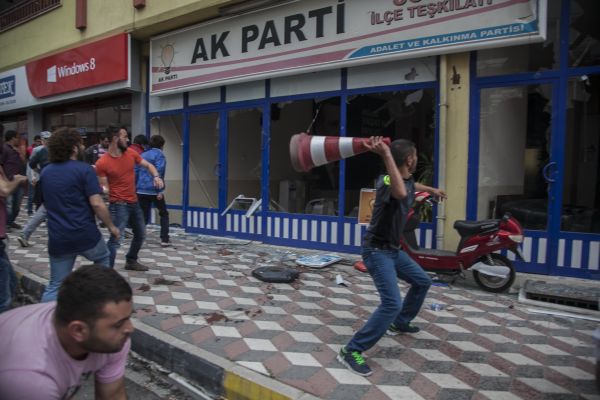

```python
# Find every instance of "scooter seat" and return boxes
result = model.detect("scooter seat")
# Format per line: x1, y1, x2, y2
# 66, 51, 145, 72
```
453, 219, 500, 237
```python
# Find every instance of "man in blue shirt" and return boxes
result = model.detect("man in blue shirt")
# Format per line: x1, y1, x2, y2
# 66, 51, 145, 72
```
17, 130, 52, 248
39, 128, 119, 302
136, 135, 170, 247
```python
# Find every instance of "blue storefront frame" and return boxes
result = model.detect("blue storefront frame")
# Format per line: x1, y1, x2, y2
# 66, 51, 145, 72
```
467, 0, 600, 280
148, 66, 440, 254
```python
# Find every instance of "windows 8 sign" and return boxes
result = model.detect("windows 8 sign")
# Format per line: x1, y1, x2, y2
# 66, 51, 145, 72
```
25, 34, 128, 98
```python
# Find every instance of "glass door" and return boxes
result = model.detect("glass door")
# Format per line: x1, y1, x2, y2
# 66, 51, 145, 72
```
221, 106, 264, 238
476, 83, 558, 274
185, 112, 220, 233
188, 112, 220, 210
562, 76, 600, 234
557, 75, 600, 276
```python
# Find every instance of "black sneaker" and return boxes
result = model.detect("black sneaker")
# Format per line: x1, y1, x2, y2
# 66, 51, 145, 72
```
387, 323, 420, 335
337, 346, 372, 377
124, 261, 149, 271
9, 222, 21, 229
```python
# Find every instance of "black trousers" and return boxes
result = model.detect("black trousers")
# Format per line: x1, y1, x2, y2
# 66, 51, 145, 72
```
137, 194, 170, 243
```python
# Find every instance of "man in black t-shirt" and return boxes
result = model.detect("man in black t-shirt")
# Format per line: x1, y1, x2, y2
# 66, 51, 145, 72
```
85, 133, 110, 166
338, 137, 446, 377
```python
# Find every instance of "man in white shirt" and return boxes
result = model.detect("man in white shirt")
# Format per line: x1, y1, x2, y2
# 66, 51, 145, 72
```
0, 264, 133, 399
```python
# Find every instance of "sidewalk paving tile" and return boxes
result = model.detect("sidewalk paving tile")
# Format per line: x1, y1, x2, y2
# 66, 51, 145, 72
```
8, 216, 600, 400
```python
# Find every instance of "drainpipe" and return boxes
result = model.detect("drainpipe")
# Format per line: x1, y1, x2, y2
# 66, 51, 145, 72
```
436, 55, 448, 249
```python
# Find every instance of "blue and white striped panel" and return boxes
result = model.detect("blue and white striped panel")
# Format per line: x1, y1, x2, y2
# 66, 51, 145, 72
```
225, 214, 262, 234
187, 210, 219, 231
504, 235, 544, 263
557, 238, 600, 270
590, 241, 600, 271
499, 235, 599, 271
342, 223, 434, 249
343, 222, 365, 247
267, 216, 338, 245
413, 228, 434, 248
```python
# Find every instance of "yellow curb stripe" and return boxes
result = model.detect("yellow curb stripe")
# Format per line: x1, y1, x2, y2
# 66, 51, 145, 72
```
224, 371, 291, 400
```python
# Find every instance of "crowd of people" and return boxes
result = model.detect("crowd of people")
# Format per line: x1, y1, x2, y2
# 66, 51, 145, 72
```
0, 124, 450, 397
0, 124, 172, 397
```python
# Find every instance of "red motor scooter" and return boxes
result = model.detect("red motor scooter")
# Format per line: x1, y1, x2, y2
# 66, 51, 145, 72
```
356, 192, 525, 293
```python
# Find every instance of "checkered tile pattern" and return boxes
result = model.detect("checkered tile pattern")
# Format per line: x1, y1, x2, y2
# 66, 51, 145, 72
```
7, 215, 599, 400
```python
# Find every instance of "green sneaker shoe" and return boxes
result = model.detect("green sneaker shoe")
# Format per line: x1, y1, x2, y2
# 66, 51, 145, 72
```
337, 346, 373, 377
387, 322, 420, 335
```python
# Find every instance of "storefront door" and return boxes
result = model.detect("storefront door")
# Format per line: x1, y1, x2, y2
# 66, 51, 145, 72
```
186, 111, 221, 233
556, 74, 600, 278
474, 81, 560, 275
474, 77, 600, 279
220, 104, 264, 239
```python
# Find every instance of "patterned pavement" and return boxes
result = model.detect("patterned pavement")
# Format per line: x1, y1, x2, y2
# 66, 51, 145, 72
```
7, 215, 600, 400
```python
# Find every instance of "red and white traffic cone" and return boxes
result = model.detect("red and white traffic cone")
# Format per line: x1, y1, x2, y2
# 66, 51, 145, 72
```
289, 132, 391, 172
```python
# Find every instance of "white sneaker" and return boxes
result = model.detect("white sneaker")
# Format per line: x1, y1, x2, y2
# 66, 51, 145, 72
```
17, 235, 30, 248
160, 241, 171, 247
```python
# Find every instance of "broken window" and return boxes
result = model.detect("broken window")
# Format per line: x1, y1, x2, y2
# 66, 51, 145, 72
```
150, 114, 184, 223
270, 97, 341, 215
344, 89, 436, 219
227, 107, 262, 208
569, 0, 600, 67
476, 0, 560, 76
188, 113, 219, 209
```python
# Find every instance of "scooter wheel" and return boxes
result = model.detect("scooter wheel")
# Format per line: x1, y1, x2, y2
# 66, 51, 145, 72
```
472, 253, 516, 293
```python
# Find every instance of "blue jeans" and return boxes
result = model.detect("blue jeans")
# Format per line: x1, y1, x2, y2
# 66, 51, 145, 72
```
22, 205, 47, 240
27, 182, 34, 214
107, 202, 146, 267
41, 238, 110, 302
0, 240, 17, 313
346, 247, 431, 353
6, 185, 25, 224
138, 194, 170, 243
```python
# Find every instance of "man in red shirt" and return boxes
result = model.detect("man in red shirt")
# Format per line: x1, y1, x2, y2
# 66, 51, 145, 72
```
95, 126, 163, 271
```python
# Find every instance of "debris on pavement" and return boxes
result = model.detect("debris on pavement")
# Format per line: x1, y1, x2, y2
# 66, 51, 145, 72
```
296, 254, 342, 268
252, 266, 300, 283
335, 274, 348, 286
353, 260, 367, 273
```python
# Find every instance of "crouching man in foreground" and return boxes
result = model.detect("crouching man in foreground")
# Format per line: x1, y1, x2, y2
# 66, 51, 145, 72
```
0, 265, 133, 399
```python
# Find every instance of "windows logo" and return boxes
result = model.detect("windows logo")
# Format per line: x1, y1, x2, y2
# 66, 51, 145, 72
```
47, 65, 57, 83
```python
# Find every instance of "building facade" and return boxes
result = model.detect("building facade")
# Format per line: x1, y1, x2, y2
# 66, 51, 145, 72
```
0, 0, 598, 281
